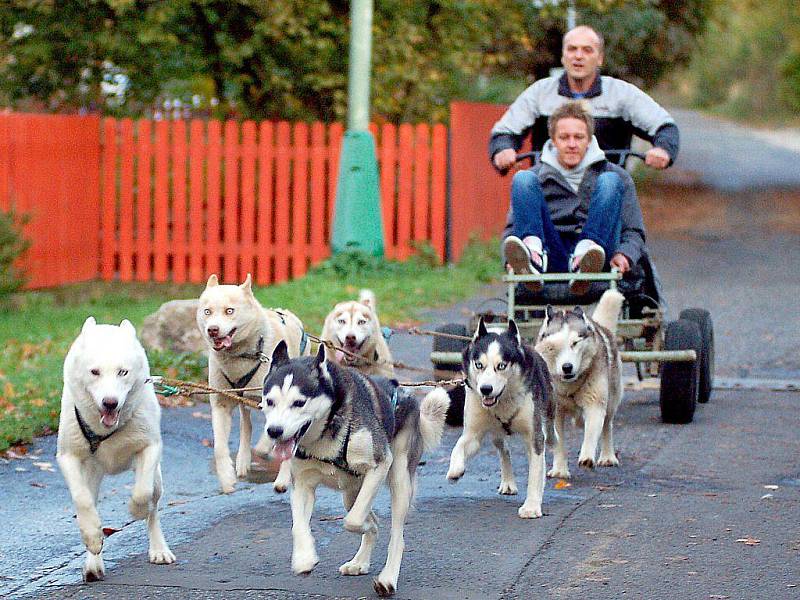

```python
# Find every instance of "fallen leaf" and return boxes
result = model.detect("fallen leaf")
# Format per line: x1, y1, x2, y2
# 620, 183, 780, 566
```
554, 479, 571, 489
102, 527, 121, 537
319, 515, 344, 522
761, 494, 773, 500
735, 537, 760, 546
33, 461, 55, 472
29, 482, 46, 488
763, 484, 779, 490
201, 438, 213, 447
167, 499, 188, 507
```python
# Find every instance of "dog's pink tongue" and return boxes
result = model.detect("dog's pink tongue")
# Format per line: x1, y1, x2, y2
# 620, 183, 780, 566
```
335, 350, 345, 362
100, 411, 118, 428
273, 440, 295, 462
220, 335, 233, 348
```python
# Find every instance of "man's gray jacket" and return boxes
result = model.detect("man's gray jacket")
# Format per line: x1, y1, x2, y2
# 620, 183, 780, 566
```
489, 72, 679, 168
505, 159, 646, 266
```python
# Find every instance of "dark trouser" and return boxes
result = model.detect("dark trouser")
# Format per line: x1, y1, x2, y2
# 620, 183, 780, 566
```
509, 170, 624, 272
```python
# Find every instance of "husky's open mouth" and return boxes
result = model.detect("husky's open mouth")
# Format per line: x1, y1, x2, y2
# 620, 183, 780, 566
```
272, 421, 311, 462
336, 336, 366, 364
481, 395, 499, 408
99, 407, 120, 428
210, 327, 237, 351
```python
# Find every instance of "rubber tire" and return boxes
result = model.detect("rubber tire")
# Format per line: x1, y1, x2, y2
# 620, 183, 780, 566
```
659, 319, 702, 424
679, 308, 714, 404
431, 322, 469, 376
430, 323, 469, 427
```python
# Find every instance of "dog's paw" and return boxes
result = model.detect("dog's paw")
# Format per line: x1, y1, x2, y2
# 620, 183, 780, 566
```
339, 559, 371, 576
129, 497, 151, 520
82, 528, 104, 556
498, 481, 518, 495
149, 545, 176, 565
235, 455, 251, 479
518, 503, 543, 519
547, 467, 571, 479
446, 466, 465, 482
373, 575, 397, 597
82, 552, 105, 582
343, 515, 369, 534
292, 552, 319, 575
597, 455, 619, 467
578, 456, 595, 469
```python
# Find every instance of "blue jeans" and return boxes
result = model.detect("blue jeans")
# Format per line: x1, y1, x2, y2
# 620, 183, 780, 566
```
510, 170, 624, 273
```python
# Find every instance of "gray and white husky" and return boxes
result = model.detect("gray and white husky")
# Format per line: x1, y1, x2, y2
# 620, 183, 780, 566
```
535, 289, 625, 479
259, 341, 449, 597
447, 318, 555, 519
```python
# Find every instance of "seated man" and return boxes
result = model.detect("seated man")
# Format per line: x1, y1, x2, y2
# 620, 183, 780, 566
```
502, 100, 645, 296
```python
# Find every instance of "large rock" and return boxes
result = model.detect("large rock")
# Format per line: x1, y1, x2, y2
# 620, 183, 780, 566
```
141, 299, 206, 353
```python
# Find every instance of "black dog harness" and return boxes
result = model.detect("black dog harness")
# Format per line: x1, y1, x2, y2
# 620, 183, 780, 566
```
221, 336, 270, 392
294, 422, 361, 478
74, 406, 117, 454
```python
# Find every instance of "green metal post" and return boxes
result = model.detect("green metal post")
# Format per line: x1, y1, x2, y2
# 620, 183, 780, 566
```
331, 0, 384, 256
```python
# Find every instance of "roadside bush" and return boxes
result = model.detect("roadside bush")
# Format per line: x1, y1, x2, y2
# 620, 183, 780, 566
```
0, 210, 29, 308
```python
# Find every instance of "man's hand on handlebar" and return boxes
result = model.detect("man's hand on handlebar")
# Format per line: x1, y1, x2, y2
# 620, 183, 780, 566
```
644, 147, 670, 170
610, 253, 631, 274
493, 148, 518, 172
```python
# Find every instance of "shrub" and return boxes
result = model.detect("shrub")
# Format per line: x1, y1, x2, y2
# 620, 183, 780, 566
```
0, 210, 29, 308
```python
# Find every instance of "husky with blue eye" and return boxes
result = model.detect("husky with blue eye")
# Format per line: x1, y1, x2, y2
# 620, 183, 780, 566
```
447, 318, 555, 519
259, 340, 449, 597
535, 289, 625, 479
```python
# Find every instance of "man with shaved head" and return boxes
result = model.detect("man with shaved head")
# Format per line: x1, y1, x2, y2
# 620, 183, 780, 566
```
490, 25, 679, 172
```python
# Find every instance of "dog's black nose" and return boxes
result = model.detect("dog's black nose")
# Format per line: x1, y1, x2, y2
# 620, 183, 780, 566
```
267, 426, 284, 439
102, 397, 118, 410
345, 334, 356, 346
562, 363, 573, 375
207, 326, 219, 337
479, 384, 494, 397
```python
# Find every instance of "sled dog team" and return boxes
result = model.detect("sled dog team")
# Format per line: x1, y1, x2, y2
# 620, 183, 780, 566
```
57, 274, 625, 596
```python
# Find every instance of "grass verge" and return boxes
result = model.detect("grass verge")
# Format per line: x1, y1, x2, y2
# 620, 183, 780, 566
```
0, 240, 500, 452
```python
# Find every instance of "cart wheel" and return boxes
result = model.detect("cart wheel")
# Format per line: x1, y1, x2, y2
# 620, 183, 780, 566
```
679, 308, 714, 404
430, 323, 469, 427
431, 322, 469, 378
659, 319, 701, 424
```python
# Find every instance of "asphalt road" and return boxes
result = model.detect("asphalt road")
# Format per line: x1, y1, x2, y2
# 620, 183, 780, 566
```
2, 109, 800, 599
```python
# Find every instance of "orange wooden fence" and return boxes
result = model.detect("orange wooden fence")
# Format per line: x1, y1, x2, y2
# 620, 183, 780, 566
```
448, 101, 526, 261
98, 118, 448, 286
0, 113, 101, 288
0, 103, 517, 289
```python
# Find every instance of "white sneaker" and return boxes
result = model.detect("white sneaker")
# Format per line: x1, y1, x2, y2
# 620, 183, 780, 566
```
503, 236, 544, 292
569, 240, 605, 296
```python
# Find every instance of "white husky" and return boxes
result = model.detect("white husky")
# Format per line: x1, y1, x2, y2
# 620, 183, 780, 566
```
535, 289, 625, 478
321, 289, 394, 378
196, 273, 308, 494
56, 317, 175, 582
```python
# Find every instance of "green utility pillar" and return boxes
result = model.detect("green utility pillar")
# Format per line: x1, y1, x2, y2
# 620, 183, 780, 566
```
331, 0, 384, 256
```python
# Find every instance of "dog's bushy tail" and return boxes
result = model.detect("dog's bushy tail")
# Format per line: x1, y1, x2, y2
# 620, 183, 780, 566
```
418, 387, 450, 452
592, 289, 625, 334
359, 289, 377, 309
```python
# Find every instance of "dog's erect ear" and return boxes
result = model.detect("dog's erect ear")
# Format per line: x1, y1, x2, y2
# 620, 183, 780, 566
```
271, 340, 290, 368
314, 342, 326, 366
539, 305, 555, 340
81, 316, 97, 335
473, 316, 489, 340
358, 289, 375, 308
506, 319, 522, 348
205, 274, 219, 289
573, 306, 584, 317
240, 273, 253, 294
119, 319, 136, 337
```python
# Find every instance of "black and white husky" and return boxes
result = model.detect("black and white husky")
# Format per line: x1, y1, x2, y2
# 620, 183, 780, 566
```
535, 289, 625, 479
447, 319, 555, 519
260, 341, 449, 597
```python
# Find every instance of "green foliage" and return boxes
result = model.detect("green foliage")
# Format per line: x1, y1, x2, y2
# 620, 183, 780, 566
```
0, 210, 29, 308
1, 1, 713, 122
674, 0, 800, 121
